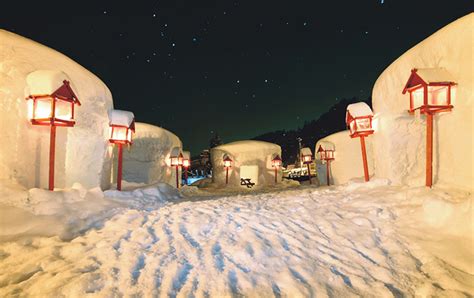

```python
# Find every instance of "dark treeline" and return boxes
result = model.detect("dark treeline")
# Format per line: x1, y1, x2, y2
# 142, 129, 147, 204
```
252, 97, 372, 165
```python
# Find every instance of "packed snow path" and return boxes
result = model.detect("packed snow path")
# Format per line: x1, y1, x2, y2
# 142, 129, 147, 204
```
0, 182, 472, 297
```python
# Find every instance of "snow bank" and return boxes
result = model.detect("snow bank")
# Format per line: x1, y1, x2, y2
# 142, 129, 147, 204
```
0, 30, 114, 189
211, 140, 281, 187
371, 13, 474, 190
117, 122, 182, 187
315, 131, 375, 185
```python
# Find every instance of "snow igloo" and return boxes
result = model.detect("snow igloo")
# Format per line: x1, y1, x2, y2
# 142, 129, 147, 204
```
0, 30, 114, 189
211, 140, 282, 187
116, 122, 183, 187
315, 131, 375, 185
371, 13, 473, 191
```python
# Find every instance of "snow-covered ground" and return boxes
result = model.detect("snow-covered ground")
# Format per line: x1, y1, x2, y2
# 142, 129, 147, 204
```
0, 180, 472, 297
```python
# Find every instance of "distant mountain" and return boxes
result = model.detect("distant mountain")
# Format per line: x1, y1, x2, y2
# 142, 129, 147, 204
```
253, 97, 372, 165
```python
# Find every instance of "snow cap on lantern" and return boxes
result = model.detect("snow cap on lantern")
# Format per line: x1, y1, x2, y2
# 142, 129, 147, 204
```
182, 151, 191, 168
170, 147, 183, 166
272, 154, 282, 168
300, 147, 313, 164
402, 68, 456, 114
108, 109, 135, 145
25, 70, 81, 126
317, 141, 335, 161
346, 102, 374, 138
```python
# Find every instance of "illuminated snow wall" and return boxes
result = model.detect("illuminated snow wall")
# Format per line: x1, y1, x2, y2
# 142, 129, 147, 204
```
0, 30, 114, 189
371, 13, 473, 191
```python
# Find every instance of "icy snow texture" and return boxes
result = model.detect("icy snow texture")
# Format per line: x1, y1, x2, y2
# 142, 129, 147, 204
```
211, 140, 281, 187
316, 131, 375, 185
346, 102, 373, 118
117, 122, 182, 187
0, 30, 114, 189
0, 180, 472, 296
371, 13, 474, 190
108, 109, 134, 128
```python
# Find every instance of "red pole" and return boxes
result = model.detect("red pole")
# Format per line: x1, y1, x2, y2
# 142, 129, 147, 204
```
184, 167, 188, 185
307, 163, 312, 184
225, 167, 229, 184
117, 143, 123, 191
326, 160, 330, 186
275, 167, 278, 184
48, 125, 56, 191
360, 136, 369, 182
426, 113, 433, 188
176, 165, 180, 188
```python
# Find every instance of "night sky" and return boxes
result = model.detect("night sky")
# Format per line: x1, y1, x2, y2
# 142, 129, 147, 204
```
1, 1, 472, 154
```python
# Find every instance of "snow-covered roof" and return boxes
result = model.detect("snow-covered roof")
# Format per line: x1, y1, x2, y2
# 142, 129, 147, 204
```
415, 68, 455, 84
108, 109, 135, 129
25, 70, 79, 102
214, 140, 280, 154
300, 147, 312, 156
318, 141, 335, 151
346, 102, 373, 118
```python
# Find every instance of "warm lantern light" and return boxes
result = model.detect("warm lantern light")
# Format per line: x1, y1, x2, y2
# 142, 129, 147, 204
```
182, 159, 190, 168
223, 156, 233, 168
402, 68, 456, 188
108, 110, 135, 191
317, 144, 335, 161
25, 71, 81, 191
300, 147, 313, 184
403, 68, 456, 114
26, 80, 80, 127
170, 153, 184, 167
346, 102, 374, 182
272, 155, 282, 168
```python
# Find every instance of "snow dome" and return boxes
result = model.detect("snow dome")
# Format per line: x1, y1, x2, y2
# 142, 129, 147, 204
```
117, 122, 183, 187
315, 131, 374, 185
0, 30, 114, 190
371, 13, 473, 190
211, 140, 282, 187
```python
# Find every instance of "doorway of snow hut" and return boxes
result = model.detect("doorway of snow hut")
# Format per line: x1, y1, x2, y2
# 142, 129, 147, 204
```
240, 165, 258, 187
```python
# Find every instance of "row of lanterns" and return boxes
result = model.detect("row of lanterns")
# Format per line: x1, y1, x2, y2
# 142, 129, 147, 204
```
26, 67, 454, 190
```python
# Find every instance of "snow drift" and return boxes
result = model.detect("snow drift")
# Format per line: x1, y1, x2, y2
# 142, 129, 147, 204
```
211, 140, 281, 187
117, 122, 182, 187
371, 13, 474, 191
0, 30, 114, 189
315, 131, 375, 185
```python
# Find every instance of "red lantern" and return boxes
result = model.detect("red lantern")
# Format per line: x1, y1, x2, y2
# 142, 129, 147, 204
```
272, 154, 282, 184
223, 155, 233, 185
300, 147, 313, 184
317, 143, 335, 186
402, 68, 456, 188
182, 151, 191, 185
26, 75, 81, 191
108, 110, 135, 191
170, 148, 183, 188
346, 102, 374, 182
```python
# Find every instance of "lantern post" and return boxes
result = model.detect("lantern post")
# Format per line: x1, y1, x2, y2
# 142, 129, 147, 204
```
318, 144, 335, 186
402, 68, 455, 187
223, 155, 233, 185
170, 151, 184, 188
346, 102, 374, 182
182, 151, 191, 186
300, 147, 313, 184
272, 154, 282, 184
26, 77, 81, 191
108, 110, 135, 191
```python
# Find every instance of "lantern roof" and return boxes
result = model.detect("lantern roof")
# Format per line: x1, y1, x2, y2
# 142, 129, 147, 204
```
170, 147, 183, 158
402, 68, 456, 94
318, 141, 335, 152
108, 109, 135, 131
223, 155, 233, 162
346, 102, 373, 124
26, 70, 81, 105
272, 154, 282, 161
300, 147, 312, 156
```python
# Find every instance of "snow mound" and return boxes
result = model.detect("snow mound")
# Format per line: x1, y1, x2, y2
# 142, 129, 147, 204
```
346, 102, 373, 118
371, 13, 474, 190
105, 183, 182, 210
